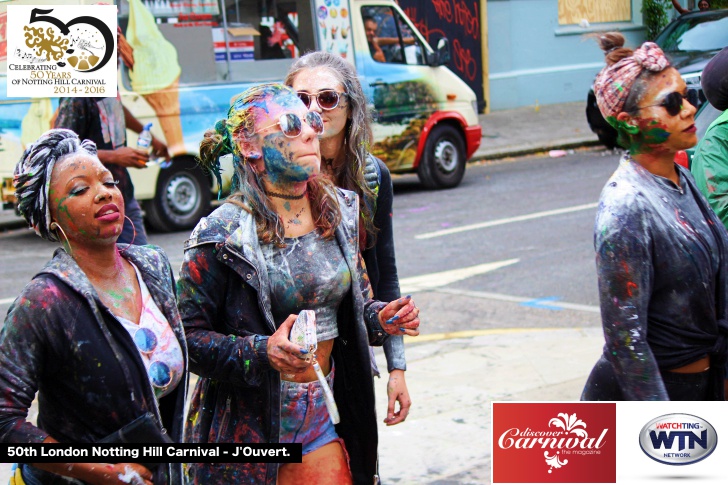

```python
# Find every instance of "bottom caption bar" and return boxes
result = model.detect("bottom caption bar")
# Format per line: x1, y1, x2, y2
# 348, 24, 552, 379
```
1, 443, 303, 463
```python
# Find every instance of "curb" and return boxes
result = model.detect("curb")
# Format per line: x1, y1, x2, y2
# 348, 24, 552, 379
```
470, 137, 603, 162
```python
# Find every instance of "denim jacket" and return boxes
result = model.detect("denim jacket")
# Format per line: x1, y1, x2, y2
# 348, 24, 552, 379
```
179, 188, 389, 485
0, 245, 188, 484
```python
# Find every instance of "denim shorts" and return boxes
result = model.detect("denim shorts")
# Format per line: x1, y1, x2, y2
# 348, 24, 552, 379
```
279, 362, 338, 455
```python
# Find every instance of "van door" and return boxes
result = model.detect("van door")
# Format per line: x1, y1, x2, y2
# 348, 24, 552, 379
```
352, 3, 435, 173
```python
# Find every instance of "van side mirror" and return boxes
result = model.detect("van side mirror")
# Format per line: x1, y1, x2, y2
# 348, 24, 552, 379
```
429, 37, 450, 66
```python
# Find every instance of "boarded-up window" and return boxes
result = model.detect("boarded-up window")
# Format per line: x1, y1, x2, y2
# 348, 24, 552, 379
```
558, 0, 631, 25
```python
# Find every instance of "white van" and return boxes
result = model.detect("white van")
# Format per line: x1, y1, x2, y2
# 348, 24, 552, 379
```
0, 0, 481, 231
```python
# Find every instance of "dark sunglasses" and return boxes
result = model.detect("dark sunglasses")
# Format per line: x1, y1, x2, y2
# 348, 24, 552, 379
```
297, 90, 347, 110
637, 91, 689, 117
133, 327, 173, 389
255, 111, 324, 138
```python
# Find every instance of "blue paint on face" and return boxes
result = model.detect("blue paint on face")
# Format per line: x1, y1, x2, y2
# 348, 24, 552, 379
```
262, 137, 313, 185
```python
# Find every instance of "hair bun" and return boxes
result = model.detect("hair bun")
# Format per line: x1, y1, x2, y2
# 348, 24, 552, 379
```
599, 33, 625, 55
633, 42, 669, 72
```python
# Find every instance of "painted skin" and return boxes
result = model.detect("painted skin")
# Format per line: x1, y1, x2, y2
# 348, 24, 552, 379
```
243, 90, 418, 482
291, 65, 413, 425
49, 154, 125, 244
290, 67, 350, 143
617, 68, 697, 166
583, 66, 728, 400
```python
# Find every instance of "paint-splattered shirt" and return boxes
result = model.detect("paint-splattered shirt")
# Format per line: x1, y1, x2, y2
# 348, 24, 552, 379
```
593, 155, 728, 400
263, 229, 351, 342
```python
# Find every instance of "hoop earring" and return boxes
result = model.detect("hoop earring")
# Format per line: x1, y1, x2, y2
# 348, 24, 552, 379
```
119, 215, 136, 252
51, 222, 73, 255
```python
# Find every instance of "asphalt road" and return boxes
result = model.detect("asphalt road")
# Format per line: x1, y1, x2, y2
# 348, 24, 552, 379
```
0, 147, 620, 329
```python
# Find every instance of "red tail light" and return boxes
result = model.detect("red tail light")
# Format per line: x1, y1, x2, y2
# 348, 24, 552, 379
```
675, 150, 689, 168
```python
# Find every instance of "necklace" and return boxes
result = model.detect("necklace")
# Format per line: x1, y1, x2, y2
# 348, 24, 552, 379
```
267, 190, 306, 200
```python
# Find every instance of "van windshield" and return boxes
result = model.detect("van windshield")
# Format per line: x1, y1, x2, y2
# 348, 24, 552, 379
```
118, 0, 315, 89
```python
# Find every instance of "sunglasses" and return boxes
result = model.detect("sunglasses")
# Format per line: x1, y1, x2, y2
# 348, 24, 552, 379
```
297, 90, 347, 110
133, 327, 173, 389
254, 111, 324, 138
637, 91, 689, 117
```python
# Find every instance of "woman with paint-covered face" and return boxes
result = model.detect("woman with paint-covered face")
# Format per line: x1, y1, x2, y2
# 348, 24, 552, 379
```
581, 33, 728, 401
285, 51, 413, 429
179, 83, 420, 484
0, 129, 188, 484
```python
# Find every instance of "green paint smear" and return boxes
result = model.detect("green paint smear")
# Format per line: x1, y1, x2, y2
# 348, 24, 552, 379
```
605, 116, 671, 155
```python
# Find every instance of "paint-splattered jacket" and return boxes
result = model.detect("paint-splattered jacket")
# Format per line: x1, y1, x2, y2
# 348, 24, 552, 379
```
0, 245, 188, 484
592, 155, 728, 400
363, 154, 405, 372
179, 188, 390, 485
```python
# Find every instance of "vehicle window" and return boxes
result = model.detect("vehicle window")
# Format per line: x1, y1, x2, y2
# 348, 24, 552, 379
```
656, 13, 728, 52
361, 6, 425, 65
119, 0, 315, 88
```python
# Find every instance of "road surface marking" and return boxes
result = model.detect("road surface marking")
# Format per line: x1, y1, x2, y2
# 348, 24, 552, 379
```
434, 287, 600, 313
399, 259, 519, 294
404, 326, 596, 343
520, 296, 564, 310
414, 202, 599, 239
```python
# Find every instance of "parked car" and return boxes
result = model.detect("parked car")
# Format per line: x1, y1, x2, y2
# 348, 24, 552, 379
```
586, 9, 728, 149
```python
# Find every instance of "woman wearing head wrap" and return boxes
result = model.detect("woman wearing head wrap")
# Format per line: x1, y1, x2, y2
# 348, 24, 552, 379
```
178, 83, 420, 484
0, 129, 187, 484
582, 33, 728, 401
284, 51, 412, 428
690, 47, 728, 226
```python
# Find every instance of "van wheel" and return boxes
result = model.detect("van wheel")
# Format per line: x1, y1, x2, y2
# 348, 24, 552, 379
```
417, 124, 466, 189
144, 158, 211, 232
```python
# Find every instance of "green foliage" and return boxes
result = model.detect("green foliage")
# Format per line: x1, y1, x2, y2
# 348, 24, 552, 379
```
712, 0, 728, 8
643, 0, 671, 40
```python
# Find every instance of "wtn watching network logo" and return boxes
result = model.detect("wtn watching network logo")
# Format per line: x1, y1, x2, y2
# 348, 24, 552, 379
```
639, 413, 718, 465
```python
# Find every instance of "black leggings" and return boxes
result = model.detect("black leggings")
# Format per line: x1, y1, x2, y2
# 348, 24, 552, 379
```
581, 355, 713, 401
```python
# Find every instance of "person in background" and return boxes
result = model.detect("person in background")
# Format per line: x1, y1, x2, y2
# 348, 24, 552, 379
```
54, 29, 169, 245
0, 129, 187, 484
690, 47, 728, 226
285, 51, 412, 427
689, 47, 728, 398
671, 0, 711, 14
179, 83, 420, 484
363, 16, 386, 62
582, 33, 728, 401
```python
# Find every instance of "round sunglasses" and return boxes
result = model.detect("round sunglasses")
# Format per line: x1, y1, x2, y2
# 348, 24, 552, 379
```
297, 90, 347, 111
133, 326, 173, 389
636, 91, 690, 117
254, 111, 324, 138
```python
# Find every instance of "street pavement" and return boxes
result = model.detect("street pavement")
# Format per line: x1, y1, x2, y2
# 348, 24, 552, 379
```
0, 101, 607, 484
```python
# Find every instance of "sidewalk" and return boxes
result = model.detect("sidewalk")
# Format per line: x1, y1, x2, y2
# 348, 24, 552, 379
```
472, 101, 600, 161
373, 327, 603, 484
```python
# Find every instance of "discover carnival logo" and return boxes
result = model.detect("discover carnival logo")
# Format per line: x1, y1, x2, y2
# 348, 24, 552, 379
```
639, 413, 717, 465
6, 5, 117, 98
492, 403, 616, 483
